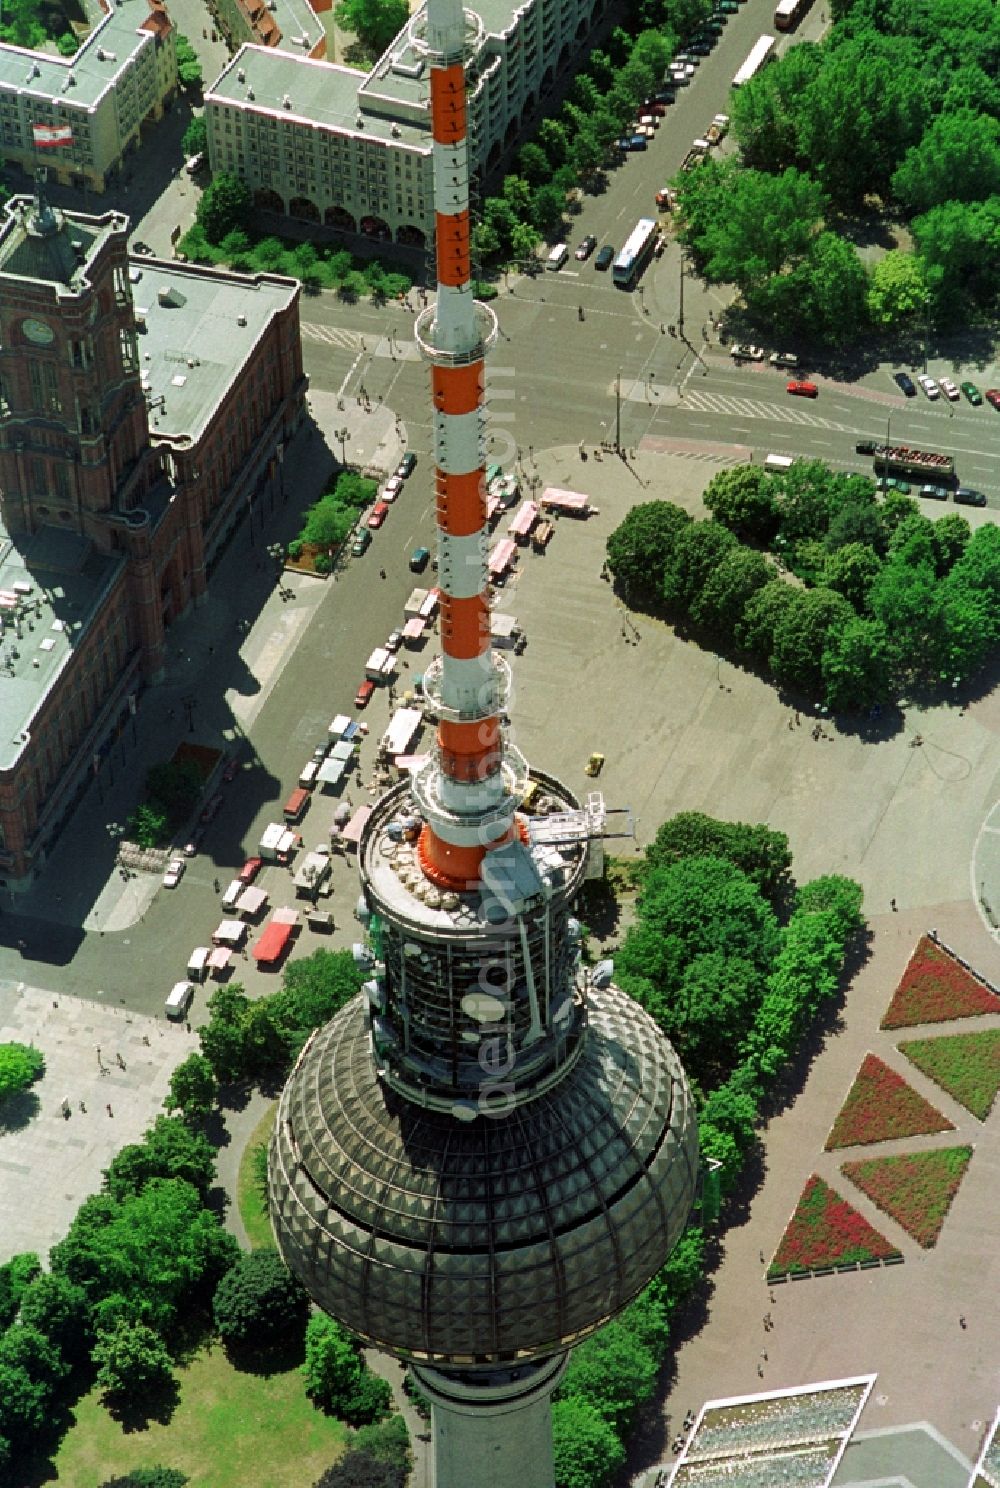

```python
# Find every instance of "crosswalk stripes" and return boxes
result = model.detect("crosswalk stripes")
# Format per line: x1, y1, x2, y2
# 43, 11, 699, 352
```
674, 387, 857, 432
300, 323, 367, 351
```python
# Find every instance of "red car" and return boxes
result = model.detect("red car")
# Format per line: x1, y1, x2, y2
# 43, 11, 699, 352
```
787, 380, 819, 398
986, 389, 1000, 411
199, 791, 224, 824
367, 501, 389, 529
238, 856, 262, 884
222, 755, 240, 782
355, 679, 376, 709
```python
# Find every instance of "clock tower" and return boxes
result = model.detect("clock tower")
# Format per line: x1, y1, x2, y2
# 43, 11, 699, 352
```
0, 175, 158, 543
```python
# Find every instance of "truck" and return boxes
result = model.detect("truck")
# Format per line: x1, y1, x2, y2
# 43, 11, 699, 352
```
680, 142, 708, 171
705, 113, 730, 144
259, 822, 299, 863
365, 646, 396, 682
293, 849, 332, 898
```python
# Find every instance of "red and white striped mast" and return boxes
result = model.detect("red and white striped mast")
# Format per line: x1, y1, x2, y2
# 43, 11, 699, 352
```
410, 0, 519, 892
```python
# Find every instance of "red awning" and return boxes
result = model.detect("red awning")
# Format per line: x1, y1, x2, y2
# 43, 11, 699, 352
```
252, 920, 294, 965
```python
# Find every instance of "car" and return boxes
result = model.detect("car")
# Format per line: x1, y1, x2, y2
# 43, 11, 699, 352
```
769, 351, 799, 368
918, 374, 940, 400
162, 858, 186, 889
594, 244, 615, 271
410, 545, 431, 572
574, 234, 597, 261
132, 240, 154, 256
669, 66, 694, 85
653, 89, 676, 104
355, 679, 376, 709
642, 100, 667, 116
940, 377, 960, 401
787, 380, 819, 398
954, 487, 987, 507
856, 440, 876, 455
368, 500, 390, 528
893, 371, 917, 397
919, 484, 949, 501
986, 389, 1000, 411
385, 629, 403, 653
182, 830, 202, 858
238, 856, 263, 884
382, 475, 403, 501
717, 0, 739, 10
222, 755, 240, 783
689, 38, 713, 53
199, 792, 223, 825
398, 452, 417, 478
960, 381, 982, 406
730, 344, 765, 361
352, 529, 372, 557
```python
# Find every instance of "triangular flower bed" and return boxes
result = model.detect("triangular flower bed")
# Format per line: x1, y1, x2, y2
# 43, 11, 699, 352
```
842, 1146, 973, 1249
824, 1053, 954, 1150
767, 1174, 902, 1279
881, 935, 1000, 1030
899, 1029, 1000, 1121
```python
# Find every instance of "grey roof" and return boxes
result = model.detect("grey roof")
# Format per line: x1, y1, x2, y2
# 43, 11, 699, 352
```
127, 258, 298, 442
0, 0, 160, 110
0, 524, 121, 772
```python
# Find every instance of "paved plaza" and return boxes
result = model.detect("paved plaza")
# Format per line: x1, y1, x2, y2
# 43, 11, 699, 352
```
0, 983, 197, 1262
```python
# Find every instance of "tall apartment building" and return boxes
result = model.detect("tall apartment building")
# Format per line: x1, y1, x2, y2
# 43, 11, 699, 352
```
204, 0, 610, 244
0, 189, 304, 893
0, 0, 177, 194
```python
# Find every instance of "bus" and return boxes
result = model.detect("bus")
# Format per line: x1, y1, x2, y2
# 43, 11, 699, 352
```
870, 444, 955, 480
732, 34, 776, 87
612, 218, 659, 287
774, 0, 810, 30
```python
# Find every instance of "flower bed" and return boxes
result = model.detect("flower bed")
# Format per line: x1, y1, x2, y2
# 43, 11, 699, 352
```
841, 1146, 973, 1249
767, 1174, 902, 1279
824, 1052, 953, 1150
880, 935, 1000, 1029
899, 1028, 1000, 1120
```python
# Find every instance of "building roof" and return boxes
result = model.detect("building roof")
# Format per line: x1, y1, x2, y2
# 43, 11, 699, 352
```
208, 44, 431, 150
0, 196, 108, 286
127, 257, 298, 443
0, 0, 164, 112
0, 524, 122, 772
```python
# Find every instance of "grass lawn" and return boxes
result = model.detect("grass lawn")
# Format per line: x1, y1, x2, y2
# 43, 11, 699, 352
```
824, 1052, 954, 1149
842, 1146, 973, 1249
239, 1101, 277, 1250
899, 1028, 1000, 1120
50, 1341, 348, 1488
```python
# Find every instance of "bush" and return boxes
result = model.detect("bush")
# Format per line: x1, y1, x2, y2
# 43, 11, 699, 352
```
0, 1252, 41, 1329
103, 1116, 216, 1202
93, 1321, 174, 1403
314, 554, 333, 575
18, 1272, 93, 1367
0, 1042, 44, 1102
302, 1314, 390, 1423
101, 1471, 189, 1488
288, 539, 304, 561
212, 1251, 309, 1350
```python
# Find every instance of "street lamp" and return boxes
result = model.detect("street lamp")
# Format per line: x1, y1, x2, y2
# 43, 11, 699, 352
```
615, 369, 622, 454
336, 426, 350, 465
181, 694, 196, 735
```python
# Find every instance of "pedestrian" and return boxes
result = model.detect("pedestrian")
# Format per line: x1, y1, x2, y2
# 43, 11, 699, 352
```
890, 897, 897, 912
759, 1249, 765, 1263
214, 878, 221, 893
79, 1100, 87, 1114
761, 1349, 767, 1361
757, 1364, 764, 1378
795, 711, 800, 725
379, 568, 387, 580
959, 1315, 967, 1329
106, 1104, 113, 1118
116, 1053, 126, 1071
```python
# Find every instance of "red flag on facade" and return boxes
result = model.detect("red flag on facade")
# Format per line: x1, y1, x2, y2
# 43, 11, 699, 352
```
32, 123, 73, 147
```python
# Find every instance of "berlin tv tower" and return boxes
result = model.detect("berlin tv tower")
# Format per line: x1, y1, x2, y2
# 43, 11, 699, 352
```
267, 0, 699, 1481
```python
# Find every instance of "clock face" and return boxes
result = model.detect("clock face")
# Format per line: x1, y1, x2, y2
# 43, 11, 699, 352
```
22, 317, 55, 346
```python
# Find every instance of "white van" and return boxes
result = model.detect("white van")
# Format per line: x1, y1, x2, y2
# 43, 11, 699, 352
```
764, 453, 794, 472
546, 243, 569, 271
184, 152, 205, 176
187, 946, 210, 983
165, 981, 195, 1019
222, 879, 243, 910
299, 759, 320, 789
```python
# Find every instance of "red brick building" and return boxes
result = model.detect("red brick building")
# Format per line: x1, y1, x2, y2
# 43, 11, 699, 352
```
0, 188, 305, 892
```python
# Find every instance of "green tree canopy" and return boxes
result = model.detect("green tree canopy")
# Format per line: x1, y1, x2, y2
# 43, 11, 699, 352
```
18, 1272, 93, 1366
551, 1397, 625, 1488
103, 1115, 216, 1203
678, 159, 827, 294
866, 249, 927, 329
703, 466, 779, 544
302, 1315, 392, 1425
645, 811, 792, 903
822, 542, 882, 612
820, 615, 893, 712
689, 548, 775, 638
182, 116, 208, 157
892, 111, 1000, 217
196, 173, 252, 246
93, 1321, 173, 1403
0, 1252, 41, 1329
164, 1053, 219, 1126
0, 1042, 44, 1103
662, 522, 738, 614
212, 1251, 309, 1350
558, 1318, 658, 1436
174, 34, 202, 88
770, 586, 854, 693
334, 0, 407, 54
605, 500, 691, 602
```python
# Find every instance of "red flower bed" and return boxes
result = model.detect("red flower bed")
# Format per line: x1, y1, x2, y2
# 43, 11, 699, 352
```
824, 1053, 954, 1150
881, 936, 1000, 1029
899, 1029, 1000, 1121
767, 1174, 902, 1279
842, 1146, 973, 1249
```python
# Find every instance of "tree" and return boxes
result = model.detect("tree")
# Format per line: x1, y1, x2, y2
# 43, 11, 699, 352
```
912, 197, 1000, 317
182, 116, 208, 157
0, 1042, 44, 1102
18, 1272, 93, 1367
558, 1319, 657, 1435
127, 803, 168, 850
569, 127, 605, 182
605, 500, 691, 602
774, 460, 843, 545
517, 142, 550, 187
645, 811, 792, 905
199, 983, 253, 1083
164, 1053, 218, 1126
679, 160, 827, 295
537, 118, 569, 168
770, 586, 854, 693
662, 522, 738, 614
145, 759, 202, 821
892, 111, 1000, 218
703, 466, 779, 543
736, 578, 797, 660
303, 496, 354, 552
769, 231, 869, 344
930, 513, 971, 577
551, 1396, 625, 1488
334, 0, 407, 54
509, 221, 541, 263
173, 34, 203, 89
689, 548, 774, 638
93, 1321, 173, 1402
820, 615, 893, 712
822, 543, 882, 612
303, 1315, 391, 1423
529, 183, 565, 235
0, 1356, 52, 1448
270, 949, 365, 1063
196, 173, 251, 246
866, 250, 927, 329
212, 1252, 308, 1351
0, 1253, 41, 1329
312, 1453, 405, 1488
730, 44, 820, 173
795, 874, 864, 942
103, 1116, 216, 1202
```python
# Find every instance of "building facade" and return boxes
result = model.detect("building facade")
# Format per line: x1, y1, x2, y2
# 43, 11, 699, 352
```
204, 0, 611, 245
0, 191, 304, 892
0, 0, 177, 193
